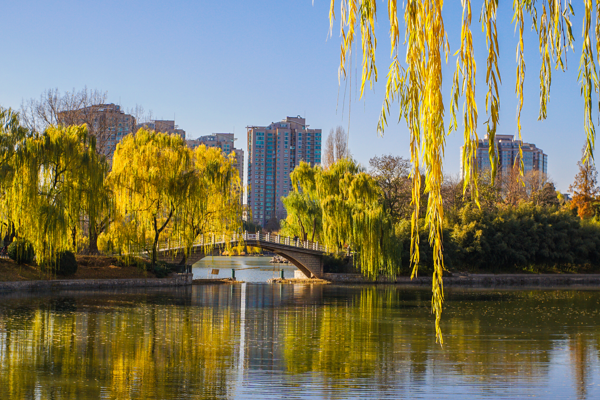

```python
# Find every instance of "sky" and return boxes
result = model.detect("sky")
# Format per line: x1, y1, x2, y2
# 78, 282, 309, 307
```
0, 0, 594, 192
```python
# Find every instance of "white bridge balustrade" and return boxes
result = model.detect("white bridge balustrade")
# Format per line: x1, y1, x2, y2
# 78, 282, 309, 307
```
155, 231, 331, 278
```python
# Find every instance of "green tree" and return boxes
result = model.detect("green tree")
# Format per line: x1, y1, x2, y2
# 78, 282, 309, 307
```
0, 108, 31, 243
176, 145, 243, 257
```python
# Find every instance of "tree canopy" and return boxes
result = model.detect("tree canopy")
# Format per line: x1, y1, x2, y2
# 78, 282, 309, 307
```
104, 129, 242, 267
282, 159, 401, 279
1, 120, 106, 266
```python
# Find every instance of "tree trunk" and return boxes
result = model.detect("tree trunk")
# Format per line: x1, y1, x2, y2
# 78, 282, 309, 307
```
88, 223, 99, 255
71, 226, 77, 251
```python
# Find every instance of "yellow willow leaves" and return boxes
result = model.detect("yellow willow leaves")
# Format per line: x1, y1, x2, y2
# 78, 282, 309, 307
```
286, 159, 400, 280
3, 124, 105, 265
450, 0, 479, 205
481, 0, 501, 182
106, 129, 241, 266
329, 0, 583, 344
580, 0, 597, 162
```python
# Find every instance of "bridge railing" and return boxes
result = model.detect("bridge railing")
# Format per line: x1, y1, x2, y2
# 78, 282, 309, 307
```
245, 232, 327, 253
157, 231, 329, 253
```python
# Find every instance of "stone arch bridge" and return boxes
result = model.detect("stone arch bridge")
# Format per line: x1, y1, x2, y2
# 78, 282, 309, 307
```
156, 232, 329, 278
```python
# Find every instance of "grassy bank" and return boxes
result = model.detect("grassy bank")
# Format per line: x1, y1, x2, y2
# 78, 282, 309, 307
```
0, 256, 160, 282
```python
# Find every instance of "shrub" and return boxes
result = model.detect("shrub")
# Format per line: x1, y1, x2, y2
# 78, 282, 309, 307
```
56, 251, 78, 276
7, 239, 35, 264
153, 262, 171, 278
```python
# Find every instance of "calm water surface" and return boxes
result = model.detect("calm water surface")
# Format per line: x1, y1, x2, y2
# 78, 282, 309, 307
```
192, 256, 298, 282
0, 257, 598, 399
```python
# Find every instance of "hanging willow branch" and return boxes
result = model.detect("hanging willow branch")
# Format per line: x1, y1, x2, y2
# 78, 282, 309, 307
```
329, 0, 584, 344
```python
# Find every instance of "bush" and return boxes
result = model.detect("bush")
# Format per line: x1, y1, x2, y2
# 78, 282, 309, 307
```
153, 262, 171, 278
56, 251, 78, 276
7, 239, 35, 264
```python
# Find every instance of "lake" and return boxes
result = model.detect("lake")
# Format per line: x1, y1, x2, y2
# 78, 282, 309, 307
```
0, 256, 598, 399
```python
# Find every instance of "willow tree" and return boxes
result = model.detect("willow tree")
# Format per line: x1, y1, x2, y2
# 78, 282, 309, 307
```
0, 108, 31, 242
175, 145, 243, 258
107, 129, 193, 267
283, 159, 400, 278
106, 131, 242, 267
328, 0, 585, 343
281, 162, 322, 242
3, 124, 105, 265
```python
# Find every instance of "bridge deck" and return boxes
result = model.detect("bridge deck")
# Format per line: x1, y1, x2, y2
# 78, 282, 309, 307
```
159, 232, 328, 255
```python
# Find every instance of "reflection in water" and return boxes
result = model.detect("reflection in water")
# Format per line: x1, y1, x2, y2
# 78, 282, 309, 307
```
0, 285, 598, 399
193, 256, 298, 283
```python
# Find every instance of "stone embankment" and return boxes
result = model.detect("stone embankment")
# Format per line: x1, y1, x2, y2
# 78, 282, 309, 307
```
192, 278, 242, 285
0, 273, 193, 293
321, 272, 600, 287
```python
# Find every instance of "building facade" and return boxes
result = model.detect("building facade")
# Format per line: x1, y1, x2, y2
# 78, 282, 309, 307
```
136, 120, 186, 140
186, 133, 245, 191
461, 134, 548, 177
247, 116, 322, 227
58, 103, 136, 158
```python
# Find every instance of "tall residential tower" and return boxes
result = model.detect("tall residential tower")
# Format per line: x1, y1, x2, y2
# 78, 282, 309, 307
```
247, 116, 322, 227
461, 134, 548, 177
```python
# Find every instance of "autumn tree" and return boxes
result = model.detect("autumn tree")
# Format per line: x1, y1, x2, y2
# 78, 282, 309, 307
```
569, 158, 600, 219
322, 126, 349, 169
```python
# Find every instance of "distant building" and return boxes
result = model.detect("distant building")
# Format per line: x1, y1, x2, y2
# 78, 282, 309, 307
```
58, 103, 135, 158
247, 116, 322, 227
187, 133, 245, 194
461, 134, 548, 177
136, 120, 185, 139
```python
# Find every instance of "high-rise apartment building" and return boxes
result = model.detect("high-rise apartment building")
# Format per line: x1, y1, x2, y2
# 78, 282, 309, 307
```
247, 116, 322, 227
186, 133, 245, 190
58, 103, 135, 157
461, 134, 548, 177
136, 120, 186, 140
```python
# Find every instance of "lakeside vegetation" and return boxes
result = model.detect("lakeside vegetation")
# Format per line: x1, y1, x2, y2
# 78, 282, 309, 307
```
0, 106, 242, 277
280, 154, 600, 276
3, 102, 600, 281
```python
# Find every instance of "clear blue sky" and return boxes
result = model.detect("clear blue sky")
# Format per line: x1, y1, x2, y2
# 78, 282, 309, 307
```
0, 1, 593, 192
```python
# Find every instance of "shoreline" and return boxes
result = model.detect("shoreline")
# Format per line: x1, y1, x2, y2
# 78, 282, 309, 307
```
1, 272, 600, 294
321, 272, 600, 287
0, 273, 193, 293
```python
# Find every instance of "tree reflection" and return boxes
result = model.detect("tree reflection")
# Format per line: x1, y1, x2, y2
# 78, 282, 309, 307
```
0, 294, 236, 399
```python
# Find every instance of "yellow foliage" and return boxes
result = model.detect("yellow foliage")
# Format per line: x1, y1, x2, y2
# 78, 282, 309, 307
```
3, 123, 105, 265
107, 129, 242, 266
329, 0, 578, 344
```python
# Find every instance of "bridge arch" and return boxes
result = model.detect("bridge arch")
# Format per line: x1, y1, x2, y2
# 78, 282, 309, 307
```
156, 234, 327, 278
